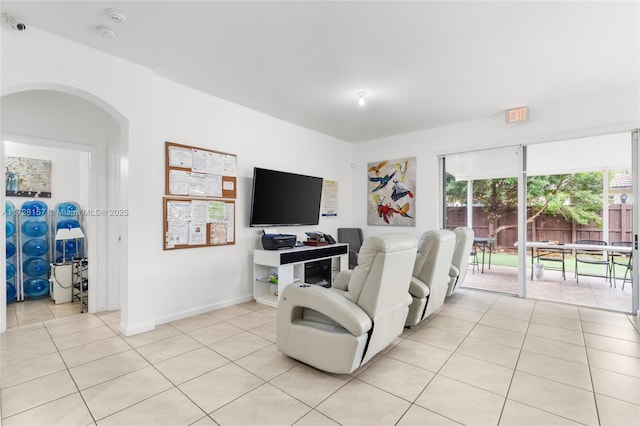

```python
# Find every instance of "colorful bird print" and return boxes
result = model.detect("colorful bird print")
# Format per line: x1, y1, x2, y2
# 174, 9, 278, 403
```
396, 202, 412, 218
391, 179, 414, 201
368, 161, 388, 176
393, 160, 409, 181
378, 203, 399, 224
369, 171, 396, 192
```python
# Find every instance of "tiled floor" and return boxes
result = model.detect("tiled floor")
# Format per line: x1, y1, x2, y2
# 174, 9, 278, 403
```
1, 289, 639, 425
6, 298, 83, 329
463, 265, 633, 313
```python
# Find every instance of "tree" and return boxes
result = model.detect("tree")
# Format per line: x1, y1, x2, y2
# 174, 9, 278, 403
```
446, 172, 604, 238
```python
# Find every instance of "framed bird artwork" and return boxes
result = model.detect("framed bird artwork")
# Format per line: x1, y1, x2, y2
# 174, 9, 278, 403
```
367, 157, 416, 226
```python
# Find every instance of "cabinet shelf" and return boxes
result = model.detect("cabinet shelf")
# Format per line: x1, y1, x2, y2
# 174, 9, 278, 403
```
256, 277, 277, 284
253, 243, 348, 307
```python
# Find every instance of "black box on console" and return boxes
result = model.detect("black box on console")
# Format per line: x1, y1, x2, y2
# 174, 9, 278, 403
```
261, 234, 297, 250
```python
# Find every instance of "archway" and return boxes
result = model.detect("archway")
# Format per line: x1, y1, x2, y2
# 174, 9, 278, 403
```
1, 85, 129, 333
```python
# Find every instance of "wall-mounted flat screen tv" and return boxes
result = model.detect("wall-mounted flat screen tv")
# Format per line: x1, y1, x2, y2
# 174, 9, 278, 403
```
250, 167, 323, 227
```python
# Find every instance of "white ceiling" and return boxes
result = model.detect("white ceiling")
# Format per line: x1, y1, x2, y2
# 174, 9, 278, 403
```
2, 1, 638, 142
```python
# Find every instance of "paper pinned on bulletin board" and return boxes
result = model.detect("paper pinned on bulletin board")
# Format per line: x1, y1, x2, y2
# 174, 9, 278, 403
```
164, 198, 235, 249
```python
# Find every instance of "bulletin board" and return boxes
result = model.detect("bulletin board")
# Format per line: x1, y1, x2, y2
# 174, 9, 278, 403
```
165, 141, 237, 198
164, 141, 237, 250
163, 198, 236, 249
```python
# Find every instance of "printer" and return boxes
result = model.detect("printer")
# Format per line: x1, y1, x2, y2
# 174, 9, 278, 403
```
261, 233, 297, 250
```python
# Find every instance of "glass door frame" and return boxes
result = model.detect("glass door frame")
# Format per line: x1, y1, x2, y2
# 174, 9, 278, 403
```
632, 130, 639, 315
517, 145, 527, 298
440, 133, 639, 316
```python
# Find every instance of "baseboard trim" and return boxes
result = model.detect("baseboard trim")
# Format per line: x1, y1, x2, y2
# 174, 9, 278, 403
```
154, 294, 255, 326
119, 321, 155, 337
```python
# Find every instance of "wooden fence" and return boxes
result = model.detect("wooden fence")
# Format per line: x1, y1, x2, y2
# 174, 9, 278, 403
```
445, 204, 633, 248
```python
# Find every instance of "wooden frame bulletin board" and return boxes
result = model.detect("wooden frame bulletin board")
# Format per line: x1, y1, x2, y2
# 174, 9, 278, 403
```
164, 141, 237, 250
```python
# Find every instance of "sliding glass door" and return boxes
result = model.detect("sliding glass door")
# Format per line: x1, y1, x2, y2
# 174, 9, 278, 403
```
526, 132, 634, 312
443, 146, 520, 296
442, 131, 637, 314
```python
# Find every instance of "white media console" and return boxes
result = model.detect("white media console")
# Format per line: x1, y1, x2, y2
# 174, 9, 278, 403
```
253, 243, 349, 307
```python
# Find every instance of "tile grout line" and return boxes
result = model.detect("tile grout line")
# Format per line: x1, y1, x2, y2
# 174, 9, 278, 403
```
493, 295, 534, 426
7, 318, 99, 424
579, 305, 602, 426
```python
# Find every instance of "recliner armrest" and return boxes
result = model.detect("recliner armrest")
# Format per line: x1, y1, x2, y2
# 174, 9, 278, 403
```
280, 284, 372, 336
449, 265, 460, 279
408, 276, 430, 298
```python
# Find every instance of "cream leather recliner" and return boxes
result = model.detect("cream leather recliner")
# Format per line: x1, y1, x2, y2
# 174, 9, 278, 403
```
276, 233, 418, 374
447, 227, 475, 296
405, 229, 456, 327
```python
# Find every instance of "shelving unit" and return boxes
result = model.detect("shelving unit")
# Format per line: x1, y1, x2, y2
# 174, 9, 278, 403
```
253, 243, 348, 307
72, 258, 89, 313
6, 201, 17, 304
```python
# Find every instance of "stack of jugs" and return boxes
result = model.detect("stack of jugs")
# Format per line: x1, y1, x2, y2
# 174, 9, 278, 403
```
55, 201, 82, 262
20, 200, 50, 298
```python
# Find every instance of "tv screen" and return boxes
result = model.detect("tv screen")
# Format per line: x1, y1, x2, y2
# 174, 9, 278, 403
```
250, 167, 323, 227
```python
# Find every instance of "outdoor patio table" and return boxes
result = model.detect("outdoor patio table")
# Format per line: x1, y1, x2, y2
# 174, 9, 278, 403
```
524, 241, 632, 281
473, 237, 496, 273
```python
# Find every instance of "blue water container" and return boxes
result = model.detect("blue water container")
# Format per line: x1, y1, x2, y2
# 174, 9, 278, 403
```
22, 238, 49, 256
23, 258, 50, 277
21, 200, 48, 217
23, 278, 49, 297
57, 202, 79, 217
22, 219, 49, 238
56, 239, 77, 257
6, 242, 16, 259
6, 263, 16, 280
6, 221, 15, 238
6, 282, 16, 303
56, 219, 81, 230
5, 201, 15, 216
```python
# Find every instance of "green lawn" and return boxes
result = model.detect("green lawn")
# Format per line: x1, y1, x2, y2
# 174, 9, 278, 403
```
487, 252, 629, 277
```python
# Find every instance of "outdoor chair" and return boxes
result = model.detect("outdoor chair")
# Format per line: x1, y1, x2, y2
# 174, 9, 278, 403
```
469, 248, 479, 274
610, 241, 632, 290
574, 240, 611, 284
531, 243, 566, 280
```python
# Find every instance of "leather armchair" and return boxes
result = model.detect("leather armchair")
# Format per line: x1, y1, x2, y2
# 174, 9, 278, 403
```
405, 229, 456, 327
277, 233, 417, 374
447, 227, 475, 296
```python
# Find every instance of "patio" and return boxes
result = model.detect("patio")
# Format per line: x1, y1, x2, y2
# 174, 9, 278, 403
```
463, 260, 633, 313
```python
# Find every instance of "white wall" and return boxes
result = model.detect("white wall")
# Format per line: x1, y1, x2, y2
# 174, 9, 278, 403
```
1, 26, 355, 333
2, 18, 638, 333
353, 90, 640, 238
149, 76, 354, 323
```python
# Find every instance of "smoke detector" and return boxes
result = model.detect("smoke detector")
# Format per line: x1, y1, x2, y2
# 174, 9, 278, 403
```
96, 25, 116, 39
105, 8, 127, 24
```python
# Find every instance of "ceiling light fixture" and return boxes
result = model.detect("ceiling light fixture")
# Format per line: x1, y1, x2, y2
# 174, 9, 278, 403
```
357, 92, 366, 106
96, 25, 116, 39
